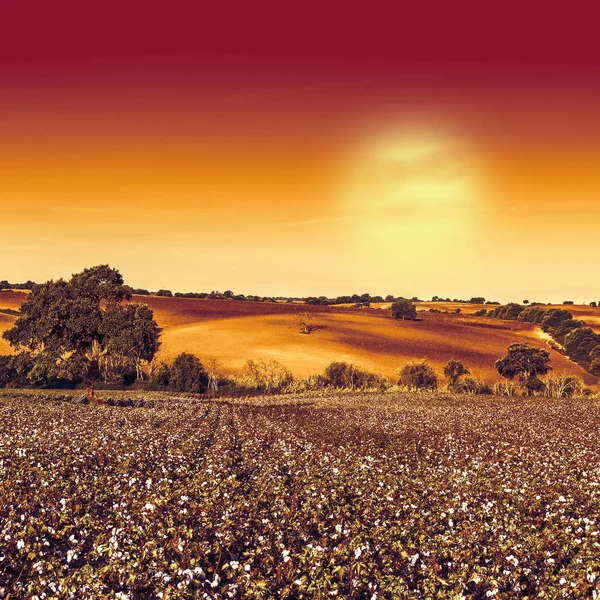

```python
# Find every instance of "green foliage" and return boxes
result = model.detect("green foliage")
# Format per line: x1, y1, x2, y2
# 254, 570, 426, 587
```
564, 328, 600, 364
517, 306, 546, 324
2, 265, 159, 396
170, 353, 208, 393
323, 362, 387, 391
398, 360, 438, 390
244, 359, 293, 393
495, 343, 552, 394
443, 359, 470, 387
540, 308, 573, 334
453, 377, 493, 395
487, 303, 525, 320
391, 299, 417, 320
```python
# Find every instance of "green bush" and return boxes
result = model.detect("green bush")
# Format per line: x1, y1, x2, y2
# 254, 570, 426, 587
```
169, 353, 208, 393
398, 360, 438, 390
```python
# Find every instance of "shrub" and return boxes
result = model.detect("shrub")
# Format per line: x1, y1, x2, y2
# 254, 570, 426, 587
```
244, 359, 293, 393
443, 359, 470, 387
398, 360, 438, 390
493, 381, 518, 396
323, 362, 388, 391
170, 353, 208, 392
391, 299, 417, 320
543, 374, 585, 399
473, 309, 487, 317
454, 377, 493, 395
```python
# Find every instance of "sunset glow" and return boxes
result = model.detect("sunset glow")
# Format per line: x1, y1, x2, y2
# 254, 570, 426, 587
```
1, 3, 599, 302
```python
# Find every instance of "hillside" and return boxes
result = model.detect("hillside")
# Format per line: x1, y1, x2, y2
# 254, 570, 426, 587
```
0, 291, 597, 385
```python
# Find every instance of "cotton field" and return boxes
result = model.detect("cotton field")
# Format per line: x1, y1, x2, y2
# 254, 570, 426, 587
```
1, 390, 600, 598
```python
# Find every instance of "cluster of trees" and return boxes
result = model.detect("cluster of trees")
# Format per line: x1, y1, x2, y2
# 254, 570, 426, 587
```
481, 303, 600, 375
1, 266, 161, 400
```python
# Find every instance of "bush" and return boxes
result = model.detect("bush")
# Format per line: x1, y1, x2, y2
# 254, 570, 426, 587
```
391, 299, 417, 320
398, 360, 438, 390
543, 374, 585, 399
244, 359, 293, 393
453, 377, 493, 395
170, 353, 208, 392
473, 309, 487, 317
495, 343, 552, 395
493, 381, 518, 396
323, 362, 388, 391
443, 359, 470, 387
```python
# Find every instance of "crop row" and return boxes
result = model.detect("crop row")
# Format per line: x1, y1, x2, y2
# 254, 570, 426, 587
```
1, 391, 600, 598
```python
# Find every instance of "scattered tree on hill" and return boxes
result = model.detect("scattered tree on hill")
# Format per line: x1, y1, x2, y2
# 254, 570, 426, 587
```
391, 299, 417, 320
295, 311, 316, 334
590, 302, 598, 308
156, 289, 173, 297
470, 297, 485, 304
398, 360, 438, 390
523, 300, 529, 304
444, 359, 470, 388
495, 343, 552, 395
2, 265, 160, 402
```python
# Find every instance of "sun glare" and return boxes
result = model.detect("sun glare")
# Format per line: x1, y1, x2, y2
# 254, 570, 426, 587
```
340, 126, 482, 274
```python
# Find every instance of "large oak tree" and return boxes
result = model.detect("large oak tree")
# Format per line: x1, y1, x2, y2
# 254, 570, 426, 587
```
2, 265, 160, 401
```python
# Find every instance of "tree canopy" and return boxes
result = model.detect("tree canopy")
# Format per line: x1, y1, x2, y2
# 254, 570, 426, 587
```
2, 265, 160, 400
391, 299, 417, 320
495, 343, 551, 394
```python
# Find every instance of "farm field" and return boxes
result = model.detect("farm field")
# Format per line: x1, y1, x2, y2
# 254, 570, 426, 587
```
0, 291, 597, 385
1, 390, 600, 598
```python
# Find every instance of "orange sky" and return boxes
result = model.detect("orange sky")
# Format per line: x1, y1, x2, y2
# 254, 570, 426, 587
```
1, 3, 600, 303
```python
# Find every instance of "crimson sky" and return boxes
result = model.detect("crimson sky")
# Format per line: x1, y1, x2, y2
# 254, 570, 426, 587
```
2, 3, 600, 302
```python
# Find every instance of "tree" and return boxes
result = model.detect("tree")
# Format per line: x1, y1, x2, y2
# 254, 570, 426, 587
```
563, 328, 600, 364
101, 303, 161, 381
156, 289, 173, 297
495, 343, 552, 395
470, 297, 486, 304
398, 360, 438, 390
2, 265, 160, 402
295, 311, 316, 334
444, 359, 470, 388
0, 280, 9, 290
391, 299, 417, 320
170, 353, 208, 392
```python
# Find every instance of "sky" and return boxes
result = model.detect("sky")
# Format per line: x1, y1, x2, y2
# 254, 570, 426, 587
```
1, 3, 600, 303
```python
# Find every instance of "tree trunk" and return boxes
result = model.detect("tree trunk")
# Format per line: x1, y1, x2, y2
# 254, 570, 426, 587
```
85, 359, 101, 405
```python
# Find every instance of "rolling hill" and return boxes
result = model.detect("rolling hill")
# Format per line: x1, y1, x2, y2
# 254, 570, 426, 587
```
1, 290, 595, 385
